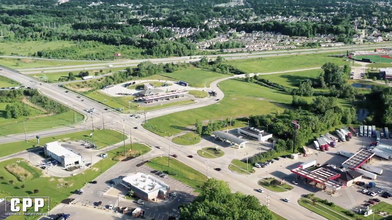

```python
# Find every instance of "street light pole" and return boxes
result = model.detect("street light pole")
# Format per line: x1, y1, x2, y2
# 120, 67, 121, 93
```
102, 112, 105, 130
91, 113, 94, 131
246, 153, 249, 171
122, 121, 126, 158
23, 120, 27, 141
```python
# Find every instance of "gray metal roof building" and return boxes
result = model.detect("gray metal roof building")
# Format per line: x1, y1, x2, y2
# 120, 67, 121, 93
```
213, 131, 248, 148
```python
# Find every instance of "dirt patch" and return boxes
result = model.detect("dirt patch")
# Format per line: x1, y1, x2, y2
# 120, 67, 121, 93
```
231, 98, 237, 100
256, 97, 272, 102
49, 178, 55, 181
20, 59, 34, 63
5, 163, 33, 181
22, 98, 47, 113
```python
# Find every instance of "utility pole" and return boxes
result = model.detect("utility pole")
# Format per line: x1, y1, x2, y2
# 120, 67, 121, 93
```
246, 153, 249, 171
143, 108, 147, 124
130, 127, 133, 151
101, 113, 105, 129
292, 120, 300, 153
91, 113, 94, 131
23, 120, 27, 141
168, 145, 171, 169
123, 121, 126, 157
266, 193, 270, 207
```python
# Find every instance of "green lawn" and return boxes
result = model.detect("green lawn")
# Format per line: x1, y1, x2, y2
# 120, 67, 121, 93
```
0, 75, 19, 87
108, 143, 151, 161
0, 57, 104, 69
85, 90, 136, 112
0, 110, 84, 136
162, 68, 227, 87
354, 55, 392, 63
172, 132, 201, 145
228, 53, 348, 73
258, 69, 323, 88
146, 156, 208, 191
143, 79, 309, 136
229, 159, 254, 174
0, 142, 150, 220
258, 178, 293, 192
299, 196, 392, 220
0, 129, 126, 157
197, 147, 225, 158
367, 63, 392, 68
272, 213, 287, 220
299, 198, 350, 220
188, 90, 209, 98
145, 100, 195, 111
31, 67, 127, 83
0, 41, 74, 56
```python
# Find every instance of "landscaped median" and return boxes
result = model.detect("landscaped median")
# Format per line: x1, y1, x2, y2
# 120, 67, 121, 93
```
228, 159, 254, 174
172, 132, 201, 145
146, 156, 208, 192
298, 194, 392, 220
0, 129, 127, 157
197, 147, 224, 158
258, 177, 293, 192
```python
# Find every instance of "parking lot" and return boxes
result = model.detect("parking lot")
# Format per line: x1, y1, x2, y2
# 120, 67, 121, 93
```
60, 157, 197, 220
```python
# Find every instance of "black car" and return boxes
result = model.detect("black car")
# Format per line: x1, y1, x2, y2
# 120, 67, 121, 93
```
214, 168, 221, 171
104, 108, 108, 110
89, 180, 97, 184
95, 201, 102, 206
187, 155, 193, 158
372, 198, 381, 202
134, 127, 138, 129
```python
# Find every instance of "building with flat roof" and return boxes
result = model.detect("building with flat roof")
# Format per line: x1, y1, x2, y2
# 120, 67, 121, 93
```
213, 131, 248, 148
121, 172, 170, 201
380, 68, 392, 80
237, 127, 273, 142
43, 141, 83, 168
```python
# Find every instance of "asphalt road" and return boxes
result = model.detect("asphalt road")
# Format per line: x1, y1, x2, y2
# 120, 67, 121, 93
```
14, 42, 392, 74
0, 47, 358, 219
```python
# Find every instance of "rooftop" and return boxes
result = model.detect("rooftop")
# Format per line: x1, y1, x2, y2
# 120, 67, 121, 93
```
122, 172, 169, 194
213, 131, 248, 145
291, 166, 342, 189
341, 149, 375, 169
44, 141, 81, 159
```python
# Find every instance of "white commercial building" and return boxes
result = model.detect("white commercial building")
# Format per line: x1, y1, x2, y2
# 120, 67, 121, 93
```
121, 172, 170, 201
43, 141, 83, 168
237, 127, 273, 142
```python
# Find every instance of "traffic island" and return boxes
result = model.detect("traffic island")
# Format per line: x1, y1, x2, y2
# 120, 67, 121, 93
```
197, 147, 224, 158
258, 177, 293, 192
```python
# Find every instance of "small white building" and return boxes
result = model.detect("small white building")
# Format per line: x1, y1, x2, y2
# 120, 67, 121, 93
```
43, 141, 83, 168
237, 127, 273, 142
143, 83, 154, 90
82, 75, 95, 80
121, 172, 170, 201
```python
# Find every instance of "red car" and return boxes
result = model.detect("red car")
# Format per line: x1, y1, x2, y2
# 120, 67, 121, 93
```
368, 200, 375, 205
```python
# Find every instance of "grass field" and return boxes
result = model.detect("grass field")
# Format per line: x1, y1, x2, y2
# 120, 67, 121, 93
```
258, 69, 322, 88
197, 147, 225, 158
0, 57, 105, 69
109, 143, 151, 161
0, 110, 84, 136
0, 75, 19, 87
299, 197, 392, 220
162, 68, 227, 87
172, 132, 201, 145
143, 79, 311, 136
229, 159, 254, 174
188, 90, 209, 98
367, 63, 392, 68
228, 53, 348, 73
353, 55, 392, 63
0, 142, 150, 219
0, 129, 126, 157
258, 178, 293, 192
31, 67, 127, 83
146, 157, 208, 191
0, 41, 74, 56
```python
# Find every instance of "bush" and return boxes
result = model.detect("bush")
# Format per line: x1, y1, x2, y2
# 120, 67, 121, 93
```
344, 210, 355, 217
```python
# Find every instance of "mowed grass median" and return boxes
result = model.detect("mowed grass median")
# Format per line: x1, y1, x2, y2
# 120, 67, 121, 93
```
257, 69, 322, 88
143, 79, 312, 136
0, 75, 20, 87
0, 129, 126, 157
146, 156, 207, 191
228, 53, 348, 73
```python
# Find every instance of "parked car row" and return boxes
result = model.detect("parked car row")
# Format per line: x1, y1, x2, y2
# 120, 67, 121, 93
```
151, 170, 167, 178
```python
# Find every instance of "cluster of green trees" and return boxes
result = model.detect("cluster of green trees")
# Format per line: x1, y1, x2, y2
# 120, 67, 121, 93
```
4, 103, 32, 119
195, 118, 236, 135
24, 90, 69, 114
180, 179, 275, 220
194, 56, 245, 75
362, 86, 392, 126
248, 96, 356, 161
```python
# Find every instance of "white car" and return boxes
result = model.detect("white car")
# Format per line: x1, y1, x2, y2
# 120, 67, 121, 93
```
282, 198, 289, 202
255, 189, 263, 193
137, 199, 144, 205
292, 181, 298, 185
0, 198, 4, 203
108, 204, 113, 210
